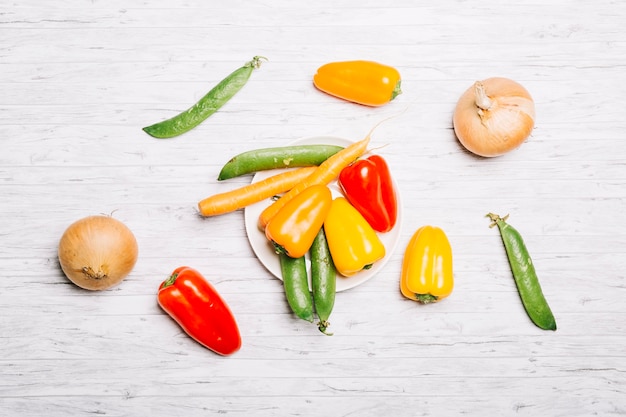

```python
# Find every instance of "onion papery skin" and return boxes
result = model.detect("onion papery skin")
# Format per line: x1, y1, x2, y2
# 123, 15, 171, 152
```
453, 77, 535, 157
58, 215, 139, 291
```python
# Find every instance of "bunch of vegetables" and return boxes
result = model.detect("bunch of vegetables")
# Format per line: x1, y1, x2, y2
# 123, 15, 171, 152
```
56, 56, 559, 358
265, 186, 392, 334
198, 119, 399, 333
264, 179, 394, 333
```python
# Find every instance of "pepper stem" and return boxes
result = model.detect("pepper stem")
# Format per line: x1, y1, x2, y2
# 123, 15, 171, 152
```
415, 293, 438, 304
391, 80, 402, 100
272, 241, 288, 256
161, 272, 179, 288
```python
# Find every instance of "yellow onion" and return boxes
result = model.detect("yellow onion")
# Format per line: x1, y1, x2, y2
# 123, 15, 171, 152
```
453, 77, 535, 157
58, 215, 138, 291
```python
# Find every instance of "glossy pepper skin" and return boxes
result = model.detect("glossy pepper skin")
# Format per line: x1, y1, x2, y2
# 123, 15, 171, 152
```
324, 197, 386, 276
338, 155, 398, 233
401, 226, 454, 303
265, 184, 332, 258
157, 266, 241, 356
313, 60, 402, 107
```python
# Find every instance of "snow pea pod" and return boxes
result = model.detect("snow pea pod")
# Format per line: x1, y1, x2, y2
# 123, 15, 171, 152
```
218, 144, 344, 180
487, 213, 557, 331
143, 56, 266, 139
310, 226, 336, 335
278, 253, 314, 323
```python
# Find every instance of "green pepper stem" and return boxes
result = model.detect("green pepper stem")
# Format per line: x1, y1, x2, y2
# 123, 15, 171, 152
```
415, 293, 438, 304
162, 272, 179, 288
272, 241, 288, 256
391, 80, 402, 100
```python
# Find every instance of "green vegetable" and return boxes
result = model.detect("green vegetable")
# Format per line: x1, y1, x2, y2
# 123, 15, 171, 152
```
143, 56, 266, 139
218, 144, 344, 180
278, 253, 314, 323
310, 226, 336, 335
487, 213, 557, 331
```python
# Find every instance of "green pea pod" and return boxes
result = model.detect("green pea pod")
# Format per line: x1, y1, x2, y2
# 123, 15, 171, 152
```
487, 213, 557, 331
218, 145, 344, 180
279, 253, 314, 323
310, 226, 336, 335
143, 56, 266, 139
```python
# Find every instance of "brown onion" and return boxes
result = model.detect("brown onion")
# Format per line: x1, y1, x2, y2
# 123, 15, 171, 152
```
453, 77, 535, 157
58, 215, 138, 291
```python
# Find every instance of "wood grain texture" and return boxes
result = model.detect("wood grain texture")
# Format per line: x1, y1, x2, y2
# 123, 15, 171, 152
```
1, 1, 625, 416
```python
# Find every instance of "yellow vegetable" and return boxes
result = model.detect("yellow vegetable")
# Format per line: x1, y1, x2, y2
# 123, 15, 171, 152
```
324, 197, 385, 277
400, 225, 454, 303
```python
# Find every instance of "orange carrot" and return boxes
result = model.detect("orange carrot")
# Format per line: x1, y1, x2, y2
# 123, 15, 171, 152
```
198, 166, 317, 217
257, 119, 389, 229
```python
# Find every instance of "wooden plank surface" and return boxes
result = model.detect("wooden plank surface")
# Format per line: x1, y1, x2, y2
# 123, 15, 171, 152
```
1, 1, 625, 416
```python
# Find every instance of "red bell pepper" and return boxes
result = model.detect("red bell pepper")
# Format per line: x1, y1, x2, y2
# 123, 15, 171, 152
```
157, 266, 241, 356
338, 154, 398, 233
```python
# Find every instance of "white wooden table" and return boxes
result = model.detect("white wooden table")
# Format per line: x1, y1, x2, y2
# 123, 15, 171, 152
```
2, 1, 625, 416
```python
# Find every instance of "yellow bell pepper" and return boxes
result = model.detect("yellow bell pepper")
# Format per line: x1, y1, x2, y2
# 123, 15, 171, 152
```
324, 197, 386, 276
401, 225, 454, 303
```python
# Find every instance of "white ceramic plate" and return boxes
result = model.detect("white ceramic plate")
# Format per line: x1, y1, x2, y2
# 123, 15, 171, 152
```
244, 136, 402, 292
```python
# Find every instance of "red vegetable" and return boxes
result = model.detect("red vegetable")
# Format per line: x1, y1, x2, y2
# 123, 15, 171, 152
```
157, 266, 241, 356
338, 155, 398, 232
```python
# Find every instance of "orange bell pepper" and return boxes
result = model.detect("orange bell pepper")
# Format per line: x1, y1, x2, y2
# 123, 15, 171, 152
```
265, 184, 332, 258
313, 60, 402, 107
400, 225, 454, 303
